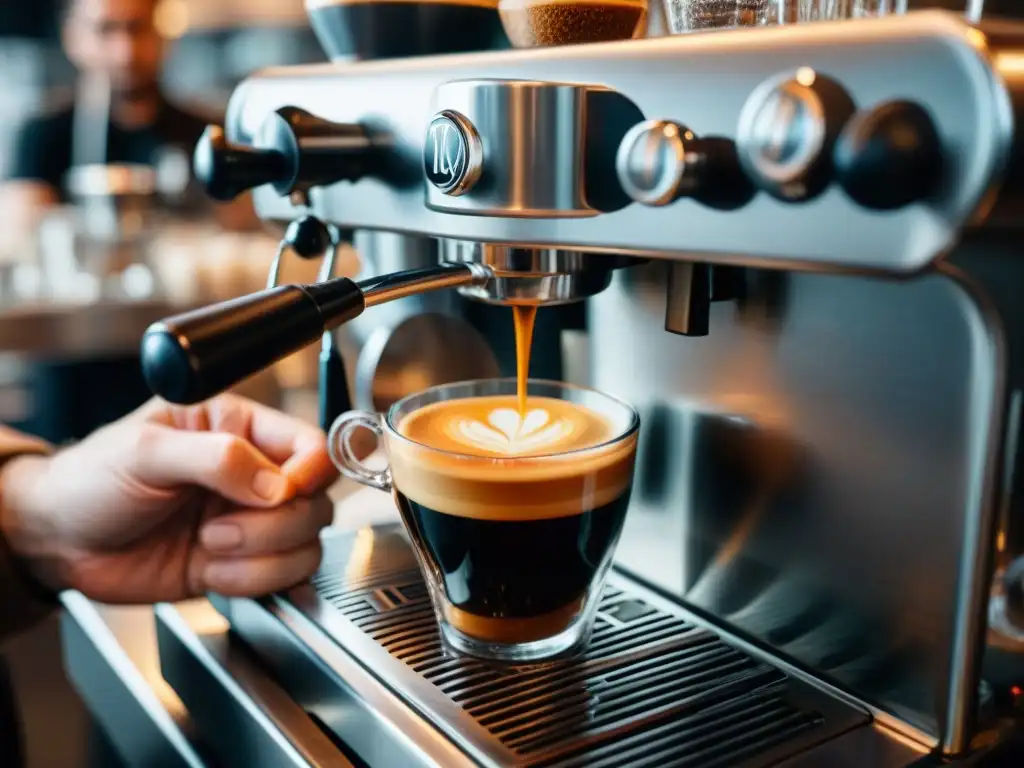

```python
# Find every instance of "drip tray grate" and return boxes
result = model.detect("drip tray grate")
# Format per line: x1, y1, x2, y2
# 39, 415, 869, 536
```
305, 528, 864, 767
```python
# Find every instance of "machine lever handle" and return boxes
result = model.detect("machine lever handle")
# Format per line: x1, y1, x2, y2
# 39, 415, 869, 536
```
193, 125, 289, 202
140, 262, 490, 406
141, 280, 365, 405
193, 108, 374, 202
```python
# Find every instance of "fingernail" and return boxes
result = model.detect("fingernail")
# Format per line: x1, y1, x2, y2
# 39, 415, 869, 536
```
253, 469, 289, 501
202, 524, 244, 552
201, 522, 243, 552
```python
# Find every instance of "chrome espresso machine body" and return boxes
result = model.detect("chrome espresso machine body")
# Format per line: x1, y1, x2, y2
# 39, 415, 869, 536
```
143, 10, 1024, 767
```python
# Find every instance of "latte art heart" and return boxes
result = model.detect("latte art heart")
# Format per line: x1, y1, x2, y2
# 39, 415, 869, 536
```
452, 407, 575, 455
397, 394, 614, 459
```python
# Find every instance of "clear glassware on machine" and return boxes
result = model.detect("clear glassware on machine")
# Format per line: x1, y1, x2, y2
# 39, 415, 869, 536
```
664, 0, 907, 31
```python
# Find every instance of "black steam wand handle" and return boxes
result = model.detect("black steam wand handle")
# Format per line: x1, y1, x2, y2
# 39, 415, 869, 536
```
193, 125, 289, 202
140, 263, 488, 406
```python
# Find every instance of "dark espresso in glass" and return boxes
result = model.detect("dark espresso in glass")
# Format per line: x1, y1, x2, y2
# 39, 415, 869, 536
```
390, 394, 637, 644
306, 0, 509, 60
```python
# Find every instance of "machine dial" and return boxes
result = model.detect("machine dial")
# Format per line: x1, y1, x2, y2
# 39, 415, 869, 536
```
737, 69, 855, 202
616, 121, 708, 206
424, 110, 483, 196
193, 107, 373, 202
834, 100, 942, 211
615, 120, 747, 208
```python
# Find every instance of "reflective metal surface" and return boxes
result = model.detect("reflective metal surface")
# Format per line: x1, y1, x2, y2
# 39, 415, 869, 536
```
593, 258, 1002, 747
440, 240, 628, 305
423, 80, 640, 217
155, 603, 349, 767
185, 10, 1024, 762
340, 231, 500, 411
60, 593, 207, 768
227, 13, 1013, 272
211, 526, 890, 768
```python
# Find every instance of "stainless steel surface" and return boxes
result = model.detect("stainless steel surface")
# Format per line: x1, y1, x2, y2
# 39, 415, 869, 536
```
423, 80, 638, 217
192, 10, 1024, 762
358, 261, 491, 307
341, 231, 500, 411
439, 240, 627, 305
592, 257, 1003, 751
61, 591, 376, 768
155, 603, 349, 767
227, 13, 1014, 272
211, 525, 893, 768
60, 593, 207, 767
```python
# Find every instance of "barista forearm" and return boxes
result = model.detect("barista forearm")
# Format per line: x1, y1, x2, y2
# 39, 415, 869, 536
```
0, 428, 56, 642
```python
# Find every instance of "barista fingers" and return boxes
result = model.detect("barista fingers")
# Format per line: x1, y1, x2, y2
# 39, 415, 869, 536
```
498, 0, 648, 48
0, 0, 255, 247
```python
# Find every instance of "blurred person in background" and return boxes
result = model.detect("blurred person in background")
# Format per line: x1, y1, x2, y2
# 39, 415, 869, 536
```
0, 0, 254, 244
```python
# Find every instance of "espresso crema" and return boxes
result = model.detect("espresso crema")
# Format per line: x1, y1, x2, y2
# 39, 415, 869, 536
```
390, 394, 637, 643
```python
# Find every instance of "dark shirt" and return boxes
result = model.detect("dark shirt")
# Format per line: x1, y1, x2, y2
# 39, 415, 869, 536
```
7, 96, 208, 202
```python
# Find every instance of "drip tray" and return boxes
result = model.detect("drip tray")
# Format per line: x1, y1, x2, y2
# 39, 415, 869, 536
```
217, 525, 870, 767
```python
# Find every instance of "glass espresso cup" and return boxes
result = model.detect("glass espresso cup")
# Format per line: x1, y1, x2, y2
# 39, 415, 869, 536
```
328, 378, 640, 662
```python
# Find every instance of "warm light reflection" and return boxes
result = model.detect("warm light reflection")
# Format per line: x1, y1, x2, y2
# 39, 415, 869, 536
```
154, 0, 189, 39
795, 66, 816, 87
345, 526, 377, 581
994, 51, 1024, 77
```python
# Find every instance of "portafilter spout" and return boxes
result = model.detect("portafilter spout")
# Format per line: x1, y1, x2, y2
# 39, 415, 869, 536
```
140, 262, 492, 405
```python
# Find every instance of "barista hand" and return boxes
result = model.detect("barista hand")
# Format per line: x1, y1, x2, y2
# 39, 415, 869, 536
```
0, 395, 338, 603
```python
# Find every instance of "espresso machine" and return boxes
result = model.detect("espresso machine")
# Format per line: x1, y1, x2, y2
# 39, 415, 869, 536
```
136, 2, 1024, 765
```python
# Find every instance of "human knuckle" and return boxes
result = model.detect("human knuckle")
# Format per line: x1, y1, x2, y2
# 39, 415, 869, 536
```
213, 434, 249, 474
133, 423, 165, 459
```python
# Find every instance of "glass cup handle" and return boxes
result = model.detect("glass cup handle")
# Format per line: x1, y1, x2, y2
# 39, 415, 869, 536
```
327, 411, 393, 492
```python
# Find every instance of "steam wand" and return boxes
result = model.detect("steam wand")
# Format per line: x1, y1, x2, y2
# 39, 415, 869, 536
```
266, 216, 349, 433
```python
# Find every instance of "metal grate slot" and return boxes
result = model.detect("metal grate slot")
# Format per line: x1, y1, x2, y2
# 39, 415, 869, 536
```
548, 692, 820, 768
501, 667, 784, 758
304, 531, 859, 767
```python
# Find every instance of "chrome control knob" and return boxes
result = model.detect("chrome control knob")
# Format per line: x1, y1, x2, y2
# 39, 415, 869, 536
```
737, 69, 855, 202
616, 121, 709, 207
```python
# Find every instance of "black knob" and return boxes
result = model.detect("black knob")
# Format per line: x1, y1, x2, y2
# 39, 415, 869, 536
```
664, 262, 710, 337
737, 70, 855, 202
284, 215, 334, 260
834, 100, 941, 211
141, 279, 366, 404
193, 108, 373, 202
193, 126, 289, 202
